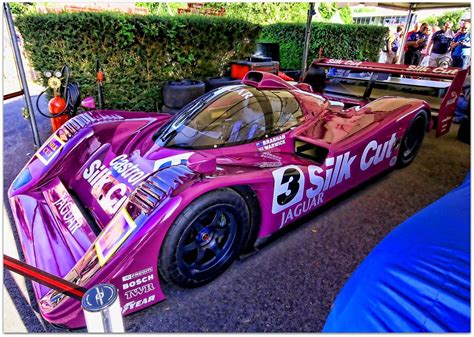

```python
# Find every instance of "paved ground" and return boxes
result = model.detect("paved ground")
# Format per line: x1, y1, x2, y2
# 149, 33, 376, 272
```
3, 93, 470, 332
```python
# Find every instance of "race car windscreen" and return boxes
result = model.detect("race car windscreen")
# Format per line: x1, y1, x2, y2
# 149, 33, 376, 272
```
159, 86, 304, 149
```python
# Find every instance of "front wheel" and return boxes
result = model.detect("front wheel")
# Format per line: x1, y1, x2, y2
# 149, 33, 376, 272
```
397, 110, 428, 167
159, 189, 250, 288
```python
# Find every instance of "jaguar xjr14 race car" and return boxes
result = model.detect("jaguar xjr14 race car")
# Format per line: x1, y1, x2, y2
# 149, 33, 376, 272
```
8, 71, 431, 328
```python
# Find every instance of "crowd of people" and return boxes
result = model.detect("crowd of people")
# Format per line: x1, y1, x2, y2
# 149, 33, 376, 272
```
385, 20, 471, 69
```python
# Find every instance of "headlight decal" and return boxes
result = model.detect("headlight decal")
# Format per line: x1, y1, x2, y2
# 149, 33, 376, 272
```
11, 168, 32, 190
95, 208, 137, 267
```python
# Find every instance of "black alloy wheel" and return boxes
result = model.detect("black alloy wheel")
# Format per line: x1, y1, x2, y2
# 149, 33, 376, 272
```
397, 110, 427, 167
159, 189, 249, 288
177, 206, 237, 277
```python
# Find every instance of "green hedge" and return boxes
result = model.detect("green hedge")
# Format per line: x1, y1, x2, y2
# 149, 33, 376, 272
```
15, 12, 261, 111
16, 13, 388, 111
260, 22, 389, 69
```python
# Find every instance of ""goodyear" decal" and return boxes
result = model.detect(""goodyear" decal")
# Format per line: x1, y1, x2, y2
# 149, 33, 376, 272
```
122, 295, 155, 314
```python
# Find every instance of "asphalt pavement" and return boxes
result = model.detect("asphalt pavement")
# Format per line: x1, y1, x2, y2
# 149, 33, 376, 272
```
2, 94, 470, 332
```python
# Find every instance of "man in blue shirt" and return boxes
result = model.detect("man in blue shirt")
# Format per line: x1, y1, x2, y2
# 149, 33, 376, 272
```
451, 21, 471, 69
404, 23, 429, 65
427, 22, 454, 67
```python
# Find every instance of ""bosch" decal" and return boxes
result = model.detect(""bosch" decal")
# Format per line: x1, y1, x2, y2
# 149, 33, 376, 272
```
122, 275, 154, 290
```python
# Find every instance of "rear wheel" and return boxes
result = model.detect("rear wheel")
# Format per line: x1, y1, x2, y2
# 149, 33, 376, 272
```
161, 105, 181, 115
397, 110, 428, 167
204, 76, 242, 92
162, 80, 205, 109
159, 189, 249, 288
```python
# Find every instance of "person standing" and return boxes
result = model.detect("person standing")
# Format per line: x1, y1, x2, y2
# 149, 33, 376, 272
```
404, 22, 420, 53
420, 25, 437, 66
451, 21, 471, 69
386, 25, 404, 64
426, 22, 454, 67
404, 23, 429, 65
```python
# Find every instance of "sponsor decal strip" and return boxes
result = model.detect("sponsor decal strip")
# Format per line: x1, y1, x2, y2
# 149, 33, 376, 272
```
326, 59, 459, 76
122, 295, 156, 314
124, 283, 155, 300
273, 134, 398, 227
122, 267, 153, 282
257, 135, 286, 151
43, 181, 89, 236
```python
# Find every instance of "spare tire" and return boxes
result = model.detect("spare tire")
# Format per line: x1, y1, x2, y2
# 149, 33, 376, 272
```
161, 105, 182, 115
163, 79, 205, 109
282, 70, 300, 81
204, 76, 242, 92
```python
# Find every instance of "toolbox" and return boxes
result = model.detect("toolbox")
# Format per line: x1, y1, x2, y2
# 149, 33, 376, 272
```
230, 60, 279, 79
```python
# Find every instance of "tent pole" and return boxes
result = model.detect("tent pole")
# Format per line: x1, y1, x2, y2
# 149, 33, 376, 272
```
397, 5, 414, 64
300, 2, 316, 80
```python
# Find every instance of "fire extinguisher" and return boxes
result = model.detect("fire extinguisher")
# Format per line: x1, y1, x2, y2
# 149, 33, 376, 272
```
36, 65, 81, 132
96, 59, 105, 110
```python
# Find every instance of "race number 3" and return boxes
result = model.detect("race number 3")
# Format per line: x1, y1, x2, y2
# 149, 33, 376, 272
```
272, 165, 304, 214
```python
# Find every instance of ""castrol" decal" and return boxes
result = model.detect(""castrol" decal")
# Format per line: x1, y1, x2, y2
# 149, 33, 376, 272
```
82, 154, 147, 213
84, 154, 145, 187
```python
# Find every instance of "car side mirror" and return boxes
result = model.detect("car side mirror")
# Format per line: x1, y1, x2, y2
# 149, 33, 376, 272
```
187, 152, 216, 174
81, 96, 96, 110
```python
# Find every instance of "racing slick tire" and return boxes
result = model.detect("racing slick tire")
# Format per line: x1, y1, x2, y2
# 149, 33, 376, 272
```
159, 188, 250, 288
396, 110, 428, 168
161, 105, 182, 115
163, 79, 205, 109
204, 76, 242, 92
282, 70, 300, 81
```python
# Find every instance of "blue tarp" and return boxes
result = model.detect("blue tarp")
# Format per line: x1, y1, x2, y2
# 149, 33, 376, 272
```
323, 174, 470, 332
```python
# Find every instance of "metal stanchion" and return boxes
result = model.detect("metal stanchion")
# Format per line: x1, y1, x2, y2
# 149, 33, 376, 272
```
4, 2, 42, 149
81, 284, 124, 333
300, 2, 316, 81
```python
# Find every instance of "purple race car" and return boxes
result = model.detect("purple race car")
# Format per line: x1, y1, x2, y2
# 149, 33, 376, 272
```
8, 71, 431, 328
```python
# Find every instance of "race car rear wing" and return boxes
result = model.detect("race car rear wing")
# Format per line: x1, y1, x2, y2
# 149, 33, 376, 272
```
306, 58, 469, 137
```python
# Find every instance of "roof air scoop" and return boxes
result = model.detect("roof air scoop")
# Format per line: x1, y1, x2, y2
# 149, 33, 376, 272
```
242, 71, 294, 90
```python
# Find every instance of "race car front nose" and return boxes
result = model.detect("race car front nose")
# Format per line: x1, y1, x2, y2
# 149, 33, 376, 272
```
8, 178, 98, 299
10, 167, 32, 191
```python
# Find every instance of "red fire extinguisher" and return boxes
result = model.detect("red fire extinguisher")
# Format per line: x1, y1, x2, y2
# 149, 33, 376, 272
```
47, 77, 69, 131
36, 66, 80, 132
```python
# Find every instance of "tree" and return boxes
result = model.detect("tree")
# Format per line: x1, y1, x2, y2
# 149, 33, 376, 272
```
318, 2, 338, 22
135, 2, 186, 16
136, 2, 353, 26
338, 5, 353, 24
9, 2, 36, 14
202, 3, 308, 24
422, 9, 466, 29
